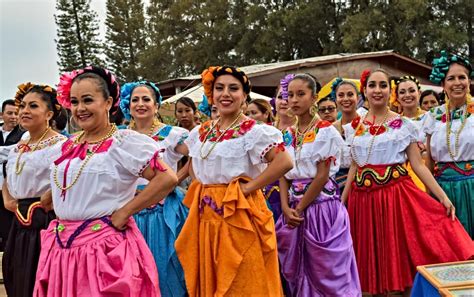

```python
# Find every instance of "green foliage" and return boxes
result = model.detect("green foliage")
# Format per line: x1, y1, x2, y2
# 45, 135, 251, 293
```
55, 0, 474, 78
55, 0, 104, 72
105, 0, 147, 83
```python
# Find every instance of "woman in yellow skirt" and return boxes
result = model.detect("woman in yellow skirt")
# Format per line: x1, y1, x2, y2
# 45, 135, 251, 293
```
175, 66, 293, 296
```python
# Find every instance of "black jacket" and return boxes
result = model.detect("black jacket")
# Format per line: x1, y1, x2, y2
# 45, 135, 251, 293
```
1, 125, 26, 178
0, 124, 25, 146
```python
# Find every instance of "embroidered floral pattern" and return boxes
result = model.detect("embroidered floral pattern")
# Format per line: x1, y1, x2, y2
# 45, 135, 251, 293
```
198, 119, 256, 142
15, 135, 66, 153
350, 116, 405, 136
432, 104, 473, 122
199, 195, 224, 216
284, 120, 331, 148
151, 125, 172, 142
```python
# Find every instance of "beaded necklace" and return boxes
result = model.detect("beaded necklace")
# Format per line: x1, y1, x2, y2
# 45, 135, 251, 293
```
15, 127, 51, 175
199, 112, 243, 159
350, 109, 390, 167
293, 114, 319, 167
445, 100, 468, 161
130, 118, 161, 137
53, 124, 117, 193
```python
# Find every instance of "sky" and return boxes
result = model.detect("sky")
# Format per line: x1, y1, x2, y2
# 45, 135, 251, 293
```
0, 0, 107, 102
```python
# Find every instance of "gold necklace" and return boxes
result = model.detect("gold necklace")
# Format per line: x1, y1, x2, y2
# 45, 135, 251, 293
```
445, 100, 468, 161
402, 107, 424, 121
293, 114, 319, 167
15, 127, 51, 175
351, 109, 390, 167
130, 118, 161, 137
199, 112, 243, 159
53, 124, 117, 193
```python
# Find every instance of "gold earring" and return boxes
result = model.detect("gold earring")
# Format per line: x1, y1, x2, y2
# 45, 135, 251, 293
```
310, 105, 318, 117
129, 118, 136, 129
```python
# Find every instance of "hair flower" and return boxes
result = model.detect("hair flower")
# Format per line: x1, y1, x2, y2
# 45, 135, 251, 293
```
119, 80, 162, 120
280, 74, 295, 101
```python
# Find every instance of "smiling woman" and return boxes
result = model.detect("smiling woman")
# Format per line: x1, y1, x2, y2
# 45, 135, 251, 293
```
119, 80, 190, 297
2, 83, 66, 297
424, 51, 474, 238
175, 65, 293, 296
33, 66, 178, 297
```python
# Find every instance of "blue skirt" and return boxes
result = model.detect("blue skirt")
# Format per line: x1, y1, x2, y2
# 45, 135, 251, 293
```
133, 187, 189, 297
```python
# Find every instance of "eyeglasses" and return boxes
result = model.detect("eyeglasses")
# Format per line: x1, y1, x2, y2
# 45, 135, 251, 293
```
318, 107, 336, 113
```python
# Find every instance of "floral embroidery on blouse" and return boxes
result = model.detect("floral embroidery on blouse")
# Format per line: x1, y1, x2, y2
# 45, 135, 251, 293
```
430, 102, 474, 122
151, 125, 172, 141
283, 120, 332, 147
14, 135, 66, 153
350, 116, 405, 136
198, 119, 256, 142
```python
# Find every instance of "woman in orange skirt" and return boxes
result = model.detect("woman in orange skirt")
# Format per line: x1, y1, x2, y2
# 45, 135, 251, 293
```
175, 66, 293, 296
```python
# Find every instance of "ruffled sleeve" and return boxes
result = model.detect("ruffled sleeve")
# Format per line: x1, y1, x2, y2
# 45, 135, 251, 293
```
423, 107, 439, 135
185, 125, 201, 158
312, 125, 344, 163
402, 117, 420, 144
111, 129, 163, 177
244, 124, 283, 165
158, 126, 189, 165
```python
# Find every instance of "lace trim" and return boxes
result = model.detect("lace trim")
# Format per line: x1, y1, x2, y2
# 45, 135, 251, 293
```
15, 134, 66, 153
259, 142, 285, 162
138, 148, 166, 177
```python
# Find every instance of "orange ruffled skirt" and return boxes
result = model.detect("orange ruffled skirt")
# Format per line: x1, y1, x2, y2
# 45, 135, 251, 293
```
175, 178, 283, 297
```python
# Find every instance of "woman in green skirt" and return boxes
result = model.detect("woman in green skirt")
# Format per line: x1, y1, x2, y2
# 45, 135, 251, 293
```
425, 50, 474, 238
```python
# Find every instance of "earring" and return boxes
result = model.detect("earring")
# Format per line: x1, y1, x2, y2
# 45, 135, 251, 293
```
310, 105, 318, 117
129, 118, 136, 129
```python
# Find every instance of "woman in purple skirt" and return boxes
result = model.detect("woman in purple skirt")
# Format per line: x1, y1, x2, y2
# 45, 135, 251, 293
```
275, 73, 361, 296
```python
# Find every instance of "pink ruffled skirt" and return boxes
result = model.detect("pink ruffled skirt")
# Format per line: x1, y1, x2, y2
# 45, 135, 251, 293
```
34, 217, 160, 297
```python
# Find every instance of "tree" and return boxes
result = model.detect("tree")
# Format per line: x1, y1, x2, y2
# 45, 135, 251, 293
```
55, 0, 104, 72
341, 0, 470, 64
105, 0, 146, 82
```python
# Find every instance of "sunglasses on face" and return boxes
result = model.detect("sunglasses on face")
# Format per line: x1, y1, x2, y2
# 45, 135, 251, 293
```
318, 107, 336, 113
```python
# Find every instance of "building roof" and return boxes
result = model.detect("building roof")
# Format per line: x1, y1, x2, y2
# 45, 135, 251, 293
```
159, 50, 432, 84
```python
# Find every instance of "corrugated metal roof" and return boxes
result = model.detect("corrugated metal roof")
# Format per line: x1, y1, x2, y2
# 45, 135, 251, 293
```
165, 50, 398, 82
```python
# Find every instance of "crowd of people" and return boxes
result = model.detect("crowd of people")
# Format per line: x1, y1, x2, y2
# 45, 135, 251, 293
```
0, 50, 473, 297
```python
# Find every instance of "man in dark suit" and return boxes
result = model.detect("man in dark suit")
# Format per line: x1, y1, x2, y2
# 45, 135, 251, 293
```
0, 99, 25, 252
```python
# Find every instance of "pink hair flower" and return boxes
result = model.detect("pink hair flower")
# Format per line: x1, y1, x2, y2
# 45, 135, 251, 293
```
57, 69, 83, 109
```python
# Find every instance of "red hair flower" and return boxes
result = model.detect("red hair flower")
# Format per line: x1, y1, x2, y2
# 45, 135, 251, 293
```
359, 69, 371, 94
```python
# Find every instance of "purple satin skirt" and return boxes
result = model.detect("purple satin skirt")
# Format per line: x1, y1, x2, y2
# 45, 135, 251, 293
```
264, 180, 282, 221
275, 178, 361, 296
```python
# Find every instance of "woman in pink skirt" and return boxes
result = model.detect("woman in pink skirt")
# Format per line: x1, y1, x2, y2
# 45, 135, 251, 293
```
33, 66, 178, 297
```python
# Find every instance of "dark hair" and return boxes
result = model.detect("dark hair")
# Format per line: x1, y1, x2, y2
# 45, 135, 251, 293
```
132, 83, 161, 105
291, 73, 321, 96
73, 72, 119, 114
54, 108, 69, 131
420, 90, 440, 105
249, 99, 274, 123
27, 86, 63, 126
2, 99, 15, 112
317, 96, 336, 107
175, 97, 197, 113
367, 69, 391, 87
